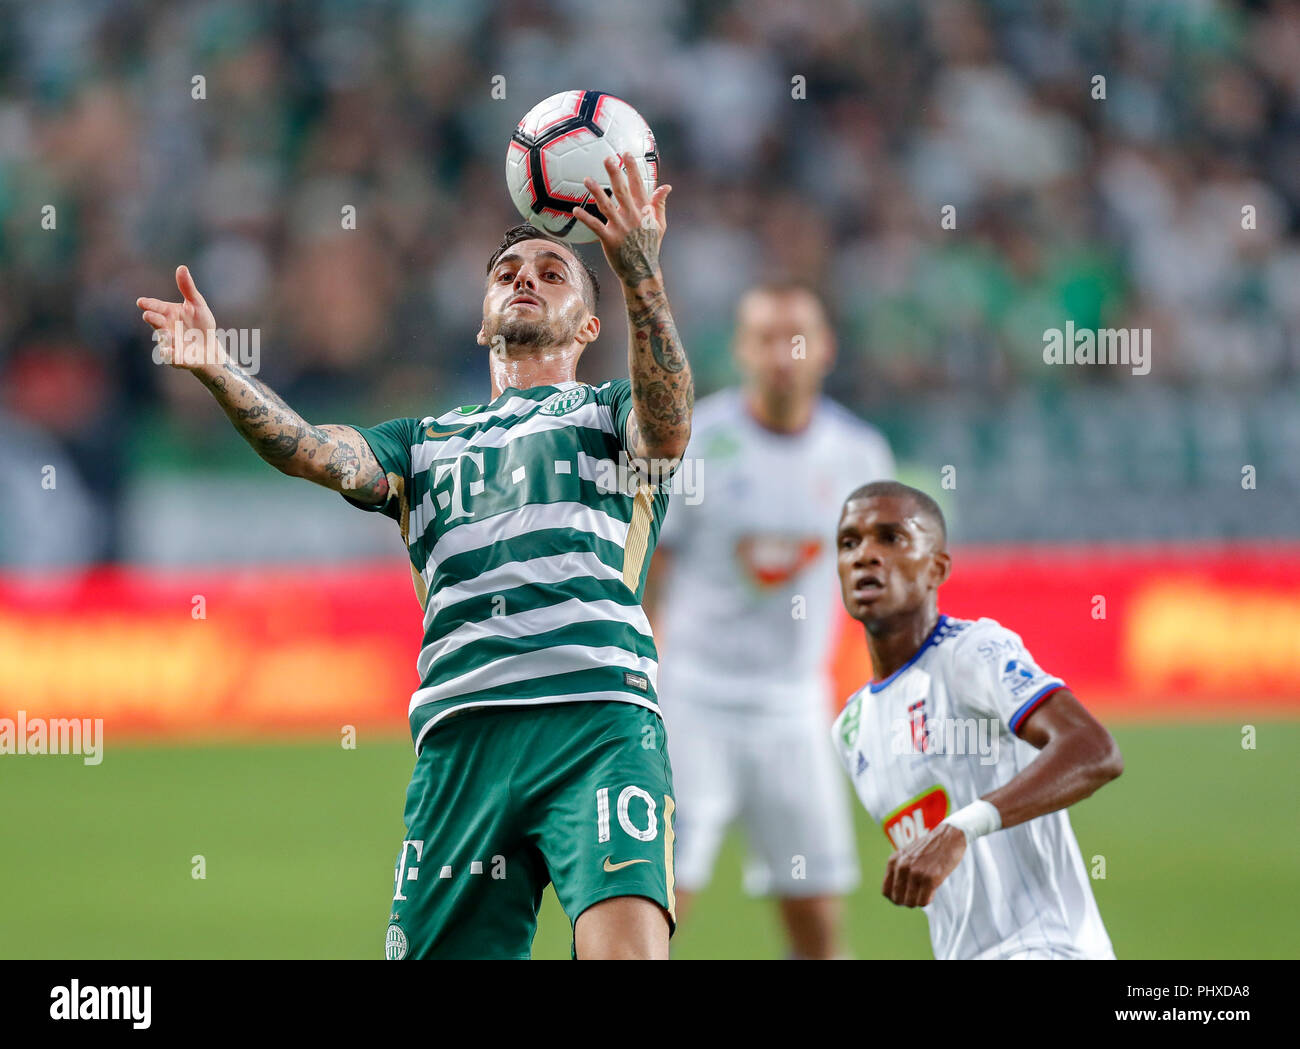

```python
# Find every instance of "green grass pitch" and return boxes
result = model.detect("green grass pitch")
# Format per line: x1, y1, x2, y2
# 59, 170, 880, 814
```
0, 721, 1293, 959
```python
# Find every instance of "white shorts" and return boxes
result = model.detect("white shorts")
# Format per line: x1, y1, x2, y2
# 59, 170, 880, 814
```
660, 697, 860, 897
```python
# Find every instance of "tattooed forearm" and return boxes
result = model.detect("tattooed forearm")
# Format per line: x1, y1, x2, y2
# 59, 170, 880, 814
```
633, 378, 691, 425
623, 277, 693, 460
628, 290, 686, 375
196, 357, 314, 468
614, 227, 661, 286
193, 358, 387, 503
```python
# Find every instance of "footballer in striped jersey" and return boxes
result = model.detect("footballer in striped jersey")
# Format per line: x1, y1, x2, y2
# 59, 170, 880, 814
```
137, 154, 690, 959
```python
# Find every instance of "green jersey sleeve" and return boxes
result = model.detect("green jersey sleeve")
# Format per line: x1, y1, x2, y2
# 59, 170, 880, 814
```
340, 417, 420, 526
594, 376, 689, 479
594, 379, 635, 453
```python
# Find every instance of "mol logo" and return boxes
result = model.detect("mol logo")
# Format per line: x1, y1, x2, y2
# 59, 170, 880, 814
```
883, 786, 950, 850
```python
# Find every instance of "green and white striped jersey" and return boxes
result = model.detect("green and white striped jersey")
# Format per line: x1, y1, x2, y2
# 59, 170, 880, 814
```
344, 380, 671, 752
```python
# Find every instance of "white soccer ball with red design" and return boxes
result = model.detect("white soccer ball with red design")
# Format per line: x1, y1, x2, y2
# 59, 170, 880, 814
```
506, 90, 658, 243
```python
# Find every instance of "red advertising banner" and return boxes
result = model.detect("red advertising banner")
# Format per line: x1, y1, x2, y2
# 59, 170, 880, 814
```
0, 564, 424, 738
831, 543, 1300, 719
1, 544, 1296, 739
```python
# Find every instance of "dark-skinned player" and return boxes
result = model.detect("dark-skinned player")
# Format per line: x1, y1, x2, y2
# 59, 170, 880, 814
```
833, 481, 1122, 959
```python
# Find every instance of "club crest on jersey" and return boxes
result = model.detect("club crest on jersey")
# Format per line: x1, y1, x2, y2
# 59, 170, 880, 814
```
735, 535, 823, 588
839, 694, 863, 748
907, 698, 931, 753
538, 387, 590, 416
883, 786, 950, 850
384, 922, 408, 960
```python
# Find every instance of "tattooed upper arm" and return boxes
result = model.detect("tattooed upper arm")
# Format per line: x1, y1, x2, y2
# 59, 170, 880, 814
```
308, 424, 389, 505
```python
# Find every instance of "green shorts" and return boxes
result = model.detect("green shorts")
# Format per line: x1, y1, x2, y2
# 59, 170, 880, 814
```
383, 700, 676, 960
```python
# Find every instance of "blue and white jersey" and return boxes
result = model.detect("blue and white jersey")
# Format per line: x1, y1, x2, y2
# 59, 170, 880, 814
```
832, 614, 1115, 960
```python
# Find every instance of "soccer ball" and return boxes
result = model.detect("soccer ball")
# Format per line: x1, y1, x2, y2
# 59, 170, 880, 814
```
506, 90, 658, 243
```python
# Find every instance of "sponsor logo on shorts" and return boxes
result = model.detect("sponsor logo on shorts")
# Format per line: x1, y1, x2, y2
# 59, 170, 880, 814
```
603, 856, 650, 873
385, 922, 408, 960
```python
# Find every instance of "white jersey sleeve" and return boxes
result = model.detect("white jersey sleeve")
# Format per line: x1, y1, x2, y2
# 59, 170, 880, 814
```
952, 618, 1068, 736
656, 484, 689, 551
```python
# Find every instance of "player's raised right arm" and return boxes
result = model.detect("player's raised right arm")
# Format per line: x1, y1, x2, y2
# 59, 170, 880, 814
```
136, 266, 389, 505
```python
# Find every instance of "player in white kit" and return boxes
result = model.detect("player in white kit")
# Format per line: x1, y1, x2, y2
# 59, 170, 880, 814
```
647, 283, 894, 959
832, 480, 1123, 959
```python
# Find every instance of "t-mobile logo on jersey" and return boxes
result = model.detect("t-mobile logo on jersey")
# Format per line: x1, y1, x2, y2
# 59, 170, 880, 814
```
434, 453, 486, 522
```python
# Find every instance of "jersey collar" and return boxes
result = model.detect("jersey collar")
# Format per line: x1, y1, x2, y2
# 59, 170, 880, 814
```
498, 380, 584, 398
868, 614, 949, 693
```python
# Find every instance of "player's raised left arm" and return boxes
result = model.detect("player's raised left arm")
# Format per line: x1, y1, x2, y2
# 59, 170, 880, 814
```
883, 690, 1122, 908
571, 153, 693, 464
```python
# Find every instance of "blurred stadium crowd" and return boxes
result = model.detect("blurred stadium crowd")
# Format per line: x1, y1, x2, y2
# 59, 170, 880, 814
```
2, 0, 1299, 566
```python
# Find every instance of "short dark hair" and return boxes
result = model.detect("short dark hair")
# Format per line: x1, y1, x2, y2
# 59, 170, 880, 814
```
844, 480, 948, 547
485, 224, 600, 311
739, 279, 834, 330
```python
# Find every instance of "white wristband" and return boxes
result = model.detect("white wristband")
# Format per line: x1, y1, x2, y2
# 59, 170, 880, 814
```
941, 800, 1002, 843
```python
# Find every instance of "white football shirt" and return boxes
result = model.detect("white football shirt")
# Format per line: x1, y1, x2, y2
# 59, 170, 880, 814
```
656, 389, 894, 716
832, 614, 1115, 960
